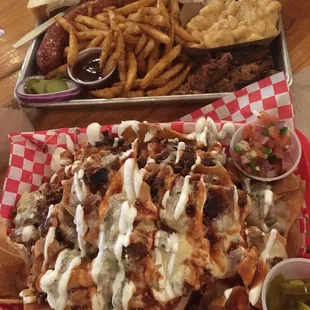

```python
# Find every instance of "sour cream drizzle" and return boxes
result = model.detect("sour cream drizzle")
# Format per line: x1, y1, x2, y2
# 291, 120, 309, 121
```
263, 189, 273, 218
191, 155, 201, 172
174, 176, 191, 220
66, 134, 75, 155
175, 142, 186, 164
74, 204, 86, 257
72, 172, 87, 203
86, 123, 103, 146
44, 227, 56, 263
248, 229, 278, 306
118, 121, 140, 138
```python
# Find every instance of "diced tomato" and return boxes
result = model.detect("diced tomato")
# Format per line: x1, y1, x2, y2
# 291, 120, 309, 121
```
243, 124, 254, 139
253, 148, 265, 158
253, 141, 263, 149
266, 139, 276, 149
258, 111, 279, 126
273, 147, 284, 159
278, 134, 291, 148
274, 162, 282, 174
268, 126, 280, 140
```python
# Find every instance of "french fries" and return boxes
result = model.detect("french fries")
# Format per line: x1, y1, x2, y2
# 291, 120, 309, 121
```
146, 63, 192, 96
121, 90, 145, 97
164, 16, 174, 55
90, 85, 124, 98
108, 10, 117, 29
140, 44, 181, 89
135, 33, 148, 55
75, 15, 109, 30
103, 30, 124, 76
67, 27, 79, 67
50, 0, 199, 98
140, 23, 171, 44
118, 32, 127, 82
63, 41, 89, 57
45, 64, 68, 79
100, 30, 113, 70
125, 50, 138, 92
114, 0, 157, 16
137, 38, 155, 60
76, 30, 108, 40
147, 41, 160, 71
87, 34, 105, 48
174, 21, 200, 44
159, 62, 185, 79
55, 16, 73, 33
72, 22, 89, 32
170, 0, 180, 22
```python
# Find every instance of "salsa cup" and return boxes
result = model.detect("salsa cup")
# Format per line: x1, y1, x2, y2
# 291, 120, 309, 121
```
230, 121, 302, 182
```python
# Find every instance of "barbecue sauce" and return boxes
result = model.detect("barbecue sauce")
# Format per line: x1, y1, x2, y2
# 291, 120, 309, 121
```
72, 51, 102, 82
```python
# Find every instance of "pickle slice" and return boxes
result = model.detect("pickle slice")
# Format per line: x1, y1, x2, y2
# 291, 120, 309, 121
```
296, 301, 310, 310
32, 80, 48, 94
44, 79, 68, 93
267, 274, 285, 310
24, 78, 40, 94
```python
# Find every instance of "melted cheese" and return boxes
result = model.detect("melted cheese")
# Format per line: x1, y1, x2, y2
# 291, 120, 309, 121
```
218, 123, 235, 140
74, 204, 86, 257
174, 176, 191, 220
86, 123, 103, 146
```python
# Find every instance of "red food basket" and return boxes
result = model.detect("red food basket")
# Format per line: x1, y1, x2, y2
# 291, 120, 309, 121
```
0, 72, 309, 309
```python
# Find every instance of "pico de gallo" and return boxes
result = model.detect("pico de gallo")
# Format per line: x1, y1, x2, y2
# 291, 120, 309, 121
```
232, 112, 292, 178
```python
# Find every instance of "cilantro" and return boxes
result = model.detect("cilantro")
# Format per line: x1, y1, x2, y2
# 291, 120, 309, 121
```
234, 145, 243, 153
262, 128, 269, 136
262, 147, 272, 155
249, 161, 257, 176
280, 127, 288, 135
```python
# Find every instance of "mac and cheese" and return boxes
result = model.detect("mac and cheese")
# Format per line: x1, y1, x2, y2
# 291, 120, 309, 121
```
186, 0, 281, 48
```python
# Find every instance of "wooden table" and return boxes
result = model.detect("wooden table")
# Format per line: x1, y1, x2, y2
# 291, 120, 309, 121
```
1, 0, 310, 131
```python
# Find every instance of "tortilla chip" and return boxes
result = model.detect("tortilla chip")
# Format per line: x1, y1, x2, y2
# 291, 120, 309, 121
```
272, 173, 300, 196
236, 247, 258, 287
24, 303, 51, 310
286, 220, 302, 258
271, 181, 306, 237
0, 216, 30, 299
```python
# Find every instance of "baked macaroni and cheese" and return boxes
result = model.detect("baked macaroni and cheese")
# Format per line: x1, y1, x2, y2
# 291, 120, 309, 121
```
186, 0, 281, 48
0, 118, 305, 310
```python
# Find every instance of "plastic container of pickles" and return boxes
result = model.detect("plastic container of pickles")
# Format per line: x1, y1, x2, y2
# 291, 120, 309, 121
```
262, 258, 310, 310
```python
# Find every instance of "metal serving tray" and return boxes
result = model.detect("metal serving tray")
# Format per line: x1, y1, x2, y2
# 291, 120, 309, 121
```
15, 18, 292, 109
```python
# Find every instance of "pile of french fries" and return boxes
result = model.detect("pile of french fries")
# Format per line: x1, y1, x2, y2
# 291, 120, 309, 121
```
46, 0, 199, 98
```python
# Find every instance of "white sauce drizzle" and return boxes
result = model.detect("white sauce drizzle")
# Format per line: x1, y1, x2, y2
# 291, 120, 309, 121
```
91, 292, 106, 310
86, 123, 103, 146
122, 281, 136, 310
263, 189, 273, 218
132, 122, 140, 137
218, 123, 235, 140
174, 176, 191, 220
72, 172, 87, 203
22, 225, 38, 243
64, 165, 71, 176
175, 142, 186, 164
244, 178, 251, 193
224, 288, 233, 300
57, 256, 81, 309
144, 131, 154, 142
113, 137, 120, 148
78, 169, 84, 180
66, 134, 75, 155
44, 227, 56, 263
50, 173, 57, 183
118, 120, 140, 138
162, 190, 170, 209
51, 147, 67, 172
92, 231, 105, 285
248, 229, 278, 306
47, 204, 55, 219
74, 204, 86, 257
119, 149, 133, 160
71, 160, 81, 172
233, 185, 239, 206
191, 155, 201, 172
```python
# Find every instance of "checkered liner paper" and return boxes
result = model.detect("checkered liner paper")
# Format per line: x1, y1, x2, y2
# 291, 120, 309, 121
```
1, 72, 310, 260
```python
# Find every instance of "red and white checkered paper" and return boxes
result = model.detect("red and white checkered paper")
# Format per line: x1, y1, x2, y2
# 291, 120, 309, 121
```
0, 72, 309, 308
